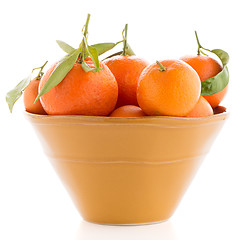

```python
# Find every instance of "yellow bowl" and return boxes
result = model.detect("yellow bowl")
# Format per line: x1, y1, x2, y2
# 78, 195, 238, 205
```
25, 111, 228, 225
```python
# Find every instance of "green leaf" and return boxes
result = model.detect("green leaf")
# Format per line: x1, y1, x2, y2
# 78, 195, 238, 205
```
81, 60, 96, 73
211, 49, 229, 66
125, 43, 135, 56
82, 35, 101, 72
81, 59, 103, 73
84, 41, 122, 60
200, 48, 229, 96
35, 49, 80, 102
201, 66, 229, 96
6, 74, 32, 113
195, 31, 230, 96
56, 40, 76, 54
90, 42, 117, 56
88, 46, 100, 70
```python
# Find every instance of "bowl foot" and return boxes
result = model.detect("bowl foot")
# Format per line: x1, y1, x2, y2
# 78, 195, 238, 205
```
84, 218, 169, 226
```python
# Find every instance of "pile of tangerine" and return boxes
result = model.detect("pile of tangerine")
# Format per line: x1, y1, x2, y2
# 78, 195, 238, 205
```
7, 15, 228, 118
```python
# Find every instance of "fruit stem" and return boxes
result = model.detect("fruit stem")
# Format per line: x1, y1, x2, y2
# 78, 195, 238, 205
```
33, 60, 48, 80
195, 31, 210, 56
156, 61, 166, 72
79, 14, 91, 63
122, 24, 128, 56
83, 13, 90, 38
195, 31, 202, 55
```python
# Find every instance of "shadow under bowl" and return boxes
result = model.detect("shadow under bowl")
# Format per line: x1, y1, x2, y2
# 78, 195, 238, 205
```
25, 111, 229, 225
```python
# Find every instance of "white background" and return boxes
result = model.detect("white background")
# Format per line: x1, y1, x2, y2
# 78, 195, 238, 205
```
0, 0, 239, 239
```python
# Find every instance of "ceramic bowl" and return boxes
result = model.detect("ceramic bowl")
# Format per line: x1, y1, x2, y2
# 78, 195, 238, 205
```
25, 111, 228, 225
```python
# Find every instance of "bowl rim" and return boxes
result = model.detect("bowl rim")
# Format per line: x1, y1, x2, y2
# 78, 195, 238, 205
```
24, 110, 229, 126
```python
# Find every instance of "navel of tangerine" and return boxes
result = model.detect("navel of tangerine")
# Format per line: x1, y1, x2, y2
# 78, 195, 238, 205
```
137, 59, 201, 117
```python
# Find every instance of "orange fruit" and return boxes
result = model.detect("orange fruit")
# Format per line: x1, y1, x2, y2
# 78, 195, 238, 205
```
39, 59, 118, 115
137, 60, 201, 117
180, 55, 228, 108
203, 87, 228, 109
103, 55, 148, 107
109, 105, 146, 117
186, 96, 213, 118
24, 79, 46, 114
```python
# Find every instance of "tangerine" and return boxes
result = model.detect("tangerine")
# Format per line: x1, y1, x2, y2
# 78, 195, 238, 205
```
103, 55, 148, 107
24, 78, 46, 114
109, 105, 146, 117
180, 55, 227, 108
39, 59, 118, 115
137, 60, 201, 117
186, 96, 213, 118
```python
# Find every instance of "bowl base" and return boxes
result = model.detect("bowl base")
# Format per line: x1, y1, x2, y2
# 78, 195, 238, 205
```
84, 219, 168, 226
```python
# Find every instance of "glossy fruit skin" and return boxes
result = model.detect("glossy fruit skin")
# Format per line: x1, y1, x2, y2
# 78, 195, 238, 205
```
103, 55, 148, 107
180, 55, 228, 108
186, 96, 213, 118
24, 79, 46, 114
203, 87, 228, 108
137, 60, 201, 117
39, 60, 118, 116
109, 105, 146, 117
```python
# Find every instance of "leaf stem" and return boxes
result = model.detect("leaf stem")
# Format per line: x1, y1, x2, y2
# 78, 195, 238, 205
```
156, 61, 166, 72
199, 49, 209, 57
102, 51, 124, 61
